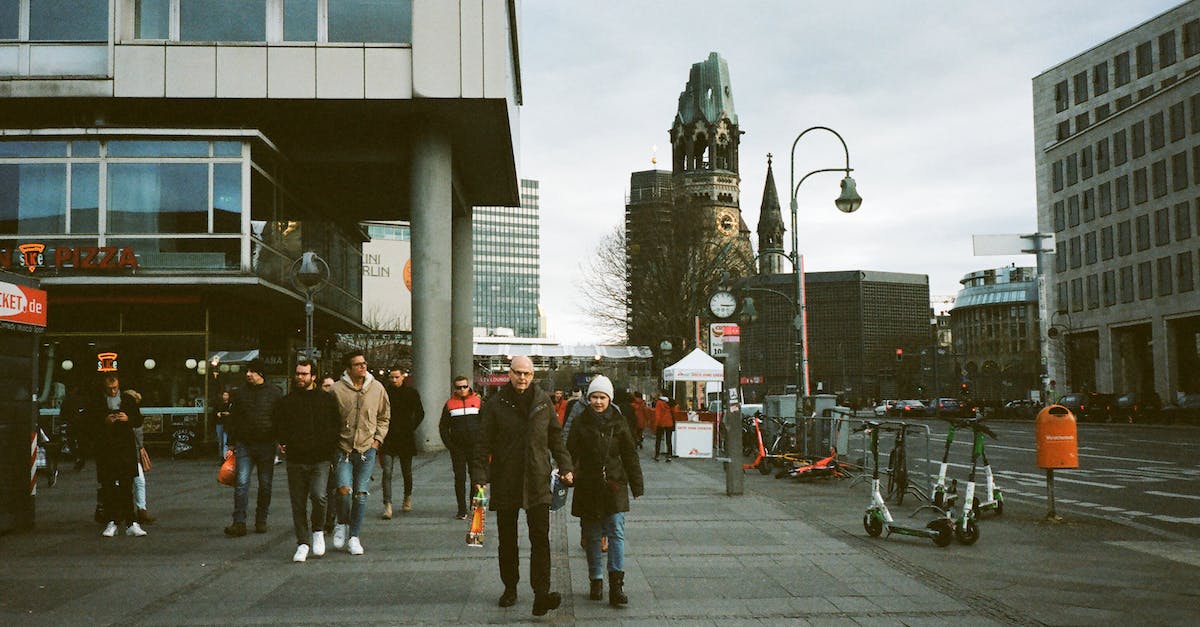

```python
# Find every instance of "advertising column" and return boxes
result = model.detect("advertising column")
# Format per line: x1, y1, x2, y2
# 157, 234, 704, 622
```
0, 272, 47, 532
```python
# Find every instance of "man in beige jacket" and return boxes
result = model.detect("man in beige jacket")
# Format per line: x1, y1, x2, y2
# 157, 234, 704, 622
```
330, 350, 390, 555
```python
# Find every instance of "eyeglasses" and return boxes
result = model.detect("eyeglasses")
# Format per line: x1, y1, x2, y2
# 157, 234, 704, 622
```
350, 361, 367, 368
455, 385, 470, 389
509, 370, 533, 378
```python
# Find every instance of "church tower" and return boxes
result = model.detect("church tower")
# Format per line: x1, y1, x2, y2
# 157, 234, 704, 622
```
756, 155, 787, 274
668, 52, 754, 270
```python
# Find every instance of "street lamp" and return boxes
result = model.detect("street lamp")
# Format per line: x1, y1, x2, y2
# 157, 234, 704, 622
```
290, 251, 330, 364
789, 126, 861, 450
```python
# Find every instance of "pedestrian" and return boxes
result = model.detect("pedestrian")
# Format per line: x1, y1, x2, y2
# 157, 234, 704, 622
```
214, 390, 232, 459
128, 389, 155, 526
565, 375, 644, 606
438, 375, 481, 519
275, 359, 341, 563
469, 356, 573, 616
630, 391, 648, 449
320, 376, 335, 393
552, 390, 567, 425
380, 367, 424, 519
86, 361, 146, 538
223, 358, 283, 537
330, 351, 390, 556
653, 391, 676, 462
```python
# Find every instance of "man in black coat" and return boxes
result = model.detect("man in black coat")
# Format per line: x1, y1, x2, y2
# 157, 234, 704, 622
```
380, 367, 424, 519
276, 359, 340, 562
224, 358, 282, 537
470, 356, 573, 617
87, 368, 144, 537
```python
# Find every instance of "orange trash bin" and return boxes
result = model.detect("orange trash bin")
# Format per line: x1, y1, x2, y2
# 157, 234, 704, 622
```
1036, 405, 1078, 469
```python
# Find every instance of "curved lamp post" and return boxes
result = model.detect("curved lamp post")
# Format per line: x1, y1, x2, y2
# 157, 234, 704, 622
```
789, 126, 862, 450
290, 251, 330, 363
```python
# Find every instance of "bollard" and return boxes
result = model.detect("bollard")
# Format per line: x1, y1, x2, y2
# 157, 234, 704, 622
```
1035, 404, 1078, 521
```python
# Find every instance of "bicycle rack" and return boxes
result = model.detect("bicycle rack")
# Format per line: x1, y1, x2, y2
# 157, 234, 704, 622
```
848, 419, 934, 498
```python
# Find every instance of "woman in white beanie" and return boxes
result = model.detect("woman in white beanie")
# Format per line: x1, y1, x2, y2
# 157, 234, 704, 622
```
565, 375, 644, 607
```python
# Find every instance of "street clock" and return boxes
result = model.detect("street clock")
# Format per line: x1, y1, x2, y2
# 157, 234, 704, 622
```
708, 290, 737, 319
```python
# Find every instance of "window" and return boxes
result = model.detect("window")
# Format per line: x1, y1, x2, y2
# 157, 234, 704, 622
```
1068, 236, 1080, 269
0, 0, 16, 40
29, 0, 108, 41
1101, 225, 1114, 259
109, 163, 209, 233
1115, 175, 1130, 210
1057, 120, 1071, 141
1116, 94, 1133, 111
1115, 51, 1131, 86
1066, 154, 1078, 186
1095, 103, 1111, 122
1083, 188, 1095, 222
1152, 160, 1167, 198
1136, 41, 1153, 77
1095, 137, 1110, 173
1071, 278, 1084, 312
283, 0, 319, 41
135, 0, 170, 39
1098, 181, 1112, 216
1139, 85, 1156, 100
1054, 80, 1069, 112
1119, 265, 1135, 302
1154, 207, 1170, 246
1149, 112, 1165, 151
1131, 121, 1146, 158
328, 0, 412, 43
1118, 220, 1132, 256
1068, 195, 1080, 227
1093, 61, 1109, 95
1172, 152, 1189, 192
1075, 112, 1090, 132
1180, 252, 1195, 292
1053, 200, 1065, 232
1133, 168, 1148, 205
1157, 257, 1173, 296
1187, 19, 1200, 57
1135, 214, 1151, 251
1175, 201, 1192, 241
1113, 129, 1127, 165
1159, 31, 1177, 68
1086, 274, 1099, 309
1055, 240, 1067, 272
1052, 160, 1063, 192
1169, 102, 1185, 142
181, 0, 266, 42
134, 0, 413, 44
71, 163, 99, 233
1103, 270, 1116, 305
1138, 261, 1153, 299
1056, 281, 1069, 312
0, 164, 67, 234
1081, 146, 1093, 180
1073, 72, 1088, 104
1084, 231, 1097, 265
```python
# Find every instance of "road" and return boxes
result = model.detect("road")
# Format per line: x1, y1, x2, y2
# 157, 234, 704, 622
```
867, 417, 1200, 539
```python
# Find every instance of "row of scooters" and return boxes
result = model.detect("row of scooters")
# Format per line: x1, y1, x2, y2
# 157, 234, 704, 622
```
858, 417, 1003, 547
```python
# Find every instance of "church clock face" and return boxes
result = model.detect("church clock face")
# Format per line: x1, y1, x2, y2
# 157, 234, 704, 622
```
716, 209, 738, 236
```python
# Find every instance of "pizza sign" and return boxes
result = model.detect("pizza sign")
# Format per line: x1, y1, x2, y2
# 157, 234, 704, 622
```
0, 243, 139, 273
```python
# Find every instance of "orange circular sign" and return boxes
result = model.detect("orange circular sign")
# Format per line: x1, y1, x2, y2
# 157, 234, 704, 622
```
403, 259, 412, 292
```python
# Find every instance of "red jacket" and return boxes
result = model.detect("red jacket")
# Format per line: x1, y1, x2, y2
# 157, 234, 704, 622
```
553, 398, 567, 425
653, 398, 676, 428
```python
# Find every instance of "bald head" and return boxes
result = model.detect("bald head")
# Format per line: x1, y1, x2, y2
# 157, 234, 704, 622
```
508, 356, 535, 392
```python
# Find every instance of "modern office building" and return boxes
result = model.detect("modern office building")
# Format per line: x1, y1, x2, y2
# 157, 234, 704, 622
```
0, 0, 523, 451
1033, 2, 1200, 399
474, 178, 541, 337
949, 266, 1042, 403
740, 270, 930, 405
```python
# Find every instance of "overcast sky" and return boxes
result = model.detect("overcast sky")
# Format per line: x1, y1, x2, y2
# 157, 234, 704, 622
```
517, 0, 1185, 343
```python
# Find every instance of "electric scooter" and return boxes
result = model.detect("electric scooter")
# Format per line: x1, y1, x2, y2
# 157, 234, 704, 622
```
856, 421, 953, 547
911, 417, 960, 517
966, 417, 1004, 516
954, 417, 1000, 545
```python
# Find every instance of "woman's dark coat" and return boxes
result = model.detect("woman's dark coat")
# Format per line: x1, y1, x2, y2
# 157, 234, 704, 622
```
87, 389, 143, 481
566, 404, 644, 519
470, 383, 573, 511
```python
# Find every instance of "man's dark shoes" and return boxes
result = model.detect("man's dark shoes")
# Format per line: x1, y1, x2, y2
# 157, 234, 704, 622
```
497, 588, 518, 608
224, 522, 247, 537
532, 591, 561, 616
93, 505, 106, 524
589, 579, 604, 600
254, 521, 268, 534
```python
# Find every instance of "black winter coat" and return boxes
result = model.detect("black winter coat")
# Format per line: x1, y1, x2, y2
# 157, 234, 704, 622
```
227, 381, 282, 444
86, 389, 143, 481
275, 387, 341, 464
566, 405, 644, 519
382, 385, 424, 456
470, 383, 573, 511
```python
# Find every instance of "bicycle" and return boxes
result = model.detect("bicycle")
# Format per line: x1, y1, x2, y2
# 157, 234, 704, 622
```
884, 422, 918, 505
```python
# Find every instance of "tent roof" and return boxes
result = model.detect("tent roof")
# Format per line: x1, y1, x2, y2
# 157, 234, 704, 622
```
662, 348, 723, 382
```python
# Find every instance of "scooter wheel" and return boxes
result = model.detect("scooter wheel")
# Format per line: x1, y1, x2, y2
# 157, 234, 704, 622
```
863, 512, 883, 537
758, 460, 773, 475
929, 519, 954, 547
955, 518, 980, 545
994, 493, 1004, 516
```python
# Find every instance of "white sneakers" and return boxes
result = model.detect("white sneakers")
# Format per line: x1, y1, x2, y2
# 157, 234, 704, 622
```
332, 523, 348, 549
311, 531, 326, 557
293, 544, 310, 563
347, 536, 364, 555
125, 522, 148, 537
101, 522, 118, 537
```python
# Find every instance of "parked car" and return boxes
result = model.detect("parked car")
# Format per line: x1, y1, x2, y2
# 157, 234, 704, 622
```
1161, 393, 1200, 425
890, 399, 927, 417
1002, 399, 1039, 420
1112, 392, 1162, 423
1057, 392, 1115, 422
873, 400, 896, 417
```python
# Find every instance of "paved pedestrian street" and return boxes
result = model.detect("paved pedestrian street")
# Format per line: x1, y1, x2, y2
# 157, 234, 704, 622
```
2, 446, 1196, 625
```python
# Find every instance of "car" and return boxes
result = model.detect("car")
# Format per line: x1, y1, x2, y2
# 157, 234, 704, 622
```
1057, 392, 1115, 422
890, 399, 927, 417
1112, 392, 1161, 423
873, 400, 896, 417
1002, 399, 1039, 420
1161, 393, 1200, 425
930, 397, 964, 418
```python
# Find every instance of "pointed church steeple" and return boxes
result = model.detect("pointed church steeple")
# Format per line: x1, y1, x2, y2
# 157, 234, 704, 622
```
756, 154, 787, 274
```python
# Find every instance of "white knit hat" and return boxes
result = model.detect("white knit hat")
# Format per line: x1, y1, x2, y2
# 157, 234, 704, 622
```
586, 375, 614, 399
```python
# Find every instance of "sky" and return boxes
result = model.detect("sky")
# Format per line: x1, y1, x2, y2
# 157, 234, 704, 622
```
517, 0, 1186, 343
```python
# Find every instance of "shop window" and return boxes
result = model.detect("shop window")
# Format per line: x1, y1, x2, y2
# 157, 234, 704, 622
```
0, 163, 66, 234
108, 163, 209, 234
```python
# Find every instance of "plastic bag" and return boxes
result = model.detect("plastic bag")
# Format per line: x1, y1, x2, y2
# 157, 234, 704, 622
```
217, 454, 236, 487
550, 471, 569, 511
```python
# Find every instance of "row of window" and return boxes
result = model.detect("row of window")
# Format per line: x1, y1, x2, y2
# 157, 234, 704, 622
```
1051, 94, 1200, 193
1056, 250, 1196, 312
1053, 18, 1200, 113
0, 0, 411, 44
1055, 198, 1198, 272
1052, 152, 1199, 232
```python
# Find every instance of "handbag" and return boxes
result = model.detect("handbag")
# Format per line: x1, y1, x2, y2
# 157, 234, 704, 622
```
217, 453, 236, 487
549, 471, 569, 511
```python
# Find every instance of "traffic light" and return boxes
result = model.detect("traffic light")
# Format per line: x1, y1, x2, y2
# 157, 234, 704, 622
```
895, 348, 903, 362
961, 382, 969, 395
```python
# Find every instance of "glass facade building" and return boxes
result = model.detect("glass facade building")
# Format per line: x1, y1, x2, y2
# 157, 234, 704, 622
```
474, 178, 541, 337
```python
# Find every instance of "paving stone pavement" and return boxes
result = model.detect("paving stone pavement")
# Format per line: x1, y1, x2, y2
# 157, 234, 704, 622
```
1, 443, 1196, 625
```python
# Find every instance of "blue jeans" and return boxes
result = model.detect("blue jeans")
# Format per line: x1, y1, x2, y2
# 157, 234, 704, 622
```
335, 447, 376, 537
582, 512, 625, 579
215, 424, 228, 456
233, 441, 276, 525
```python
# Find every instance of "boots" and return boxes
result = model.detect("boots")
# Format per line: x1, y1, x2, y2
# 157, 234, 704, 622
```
137, 508, 156, 525
609, 571, 627, 606
589, 579, 604, 601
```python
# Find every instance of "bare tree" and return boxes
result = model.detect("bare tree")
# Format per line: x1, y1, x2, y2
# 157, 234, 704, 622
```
577, 226, 630, 342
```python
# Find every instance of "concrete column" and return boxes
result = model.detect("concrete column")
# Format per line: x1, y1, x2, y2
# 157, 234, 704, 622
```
1153, 315, 1172, 401
1096, 323, 1115, 394
410, 125, 452, 452
451, 210, 475, 392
